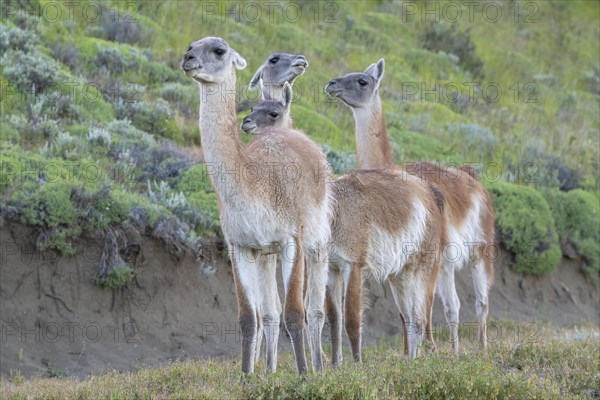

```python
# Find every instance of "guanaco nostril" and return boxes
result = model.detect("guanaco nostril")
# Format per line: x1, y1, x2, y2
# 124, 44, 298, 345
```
328, 80, 337, 86
243, 117, 251, 124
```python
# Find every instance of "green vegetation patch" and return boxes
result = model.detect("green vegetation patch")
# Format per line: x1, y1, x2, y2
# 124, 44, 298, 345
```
93, 265, 134, 289
486, 181, 561, 274
543, 189, 600, 284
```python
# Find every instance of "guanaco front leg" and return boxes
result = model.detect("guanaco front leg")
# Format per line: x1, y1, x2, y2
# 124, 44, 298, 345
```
344, 263, 363, 362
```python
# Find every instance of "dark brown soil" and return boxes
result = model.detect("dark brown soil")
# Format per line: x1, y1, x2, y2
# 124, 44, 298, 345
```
1, 222, 598, 378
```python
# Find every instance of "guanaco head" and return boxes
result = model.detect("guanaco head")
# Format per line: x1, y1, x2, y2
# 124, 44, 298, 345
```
241, 82, 293, 134
324, 58, 385, 108
180, 37, 247, 83
249, 52, 308, 100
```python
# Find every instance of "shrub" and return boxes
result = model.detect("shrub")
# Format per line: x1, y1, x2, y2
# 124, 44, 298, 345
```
43, 92, 82, 122
420, 22, 484, 78
518, 143, 581, 190
87, 6, 152, 45
71, 185, 131, 230
15, 181, 83, 255
110, 141, 193, 186
18, 181, 80, 229
148, 180, 219, 236
115, 98, 182, 142
0, 22, 39, 54
176, 163, 214, 195
486, 181, 561, 274
52, 43, 80, 72
0, 120, 19, 144
87, 127, 112, 147
320, 145, 356, 174
40, 131, 88, 161
94, 265, 134, 289
187, 191, 221, 235
448, 123, 497, 159
582, 64, 599, 95
1, 50, 63, 94
175, 164, 221, 235
95, 45, 129, 75
543, 189, 600, 284
107, 119, 155, 146
157, 82, 198, 118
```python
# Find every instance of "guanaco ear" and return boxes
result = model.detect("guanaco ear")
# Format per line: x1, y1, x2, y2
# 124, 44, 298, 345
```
231, 48, 247, 70
249, 65, 264, 89
364, 58, 385, 89
280, 82, 292, 110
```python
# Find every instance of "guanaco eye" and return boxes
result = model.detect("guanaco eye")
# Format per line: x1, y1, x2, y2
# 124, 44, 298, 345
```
269, 56, 279, 64
358, 78, 368, 87
269, 112, 280, 118
214, 48, 226, 56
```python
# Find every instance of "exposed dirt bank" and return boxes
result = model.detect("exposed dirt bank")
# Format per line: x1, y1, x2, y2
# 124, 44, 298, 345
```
1, 222, 598, 378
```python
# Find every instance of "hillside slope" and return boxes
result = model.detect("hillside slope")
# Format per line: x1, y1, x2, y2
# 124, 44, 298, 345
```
0, 0, 599, 379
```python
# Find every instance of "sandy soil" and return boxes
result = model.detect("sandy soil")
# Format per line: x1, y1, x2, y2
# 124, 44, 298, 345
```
1, 222, 598, 378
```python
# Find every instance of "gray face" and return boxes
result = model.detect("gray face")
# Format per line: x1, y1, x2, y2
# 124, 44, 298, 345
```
325, 72, 378, 108
241, 82, 293, 134
249, 52, 308, 99
180, 37, 246, 83
240, 100, 288, 134
325, 59, 385, 108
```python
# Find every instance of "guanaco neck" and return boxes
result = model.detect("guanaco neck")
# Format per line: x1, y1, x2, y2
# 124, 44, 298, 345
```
262, 85, 282, 102
198, 69, 247, 199
351, 92, 394, 169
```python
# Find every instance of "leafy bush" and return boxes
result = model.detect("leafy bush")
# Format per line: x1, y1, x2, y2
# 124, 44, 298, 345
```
543, 189, 600, 283
177, 164, 221, 234
87, 5, 152, 45
176, 163, 214, 194
94, 265, 134, 289
107, 119, 155, 145
0, 22, 39, 54
0, 120, 19, 144
149, 180, 219, 236
186, 191, 221, 235
420, 22, 484, 78
486, 181, 561, 274
518, 143, 581, 190
39, 132, 88, 161
110, 140, 193, 186
448, 123, 497, 159
71, 185, 130, 230
95, 45, 129, 75
1, 50, 63, 93
115, 98, 182, 142
52, 43, 80, 72
15, 181, 82, 255
43, 92, 82, 122
157, 82, 198, 118
87, 127, 112, 147
319, 144, 356, 174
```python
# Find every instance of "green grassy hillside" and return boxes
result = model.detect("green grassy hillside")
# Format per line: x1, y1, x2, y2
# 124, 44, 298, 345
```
1, 0, 598, 281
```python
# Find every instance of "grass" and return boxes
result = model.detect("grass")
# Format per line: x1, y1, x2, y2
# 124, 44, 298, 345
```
1, 323, 598, 399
